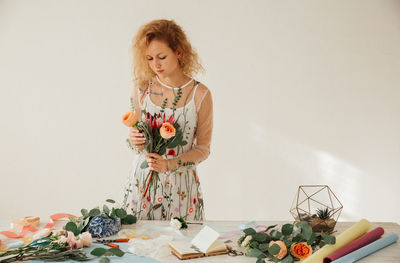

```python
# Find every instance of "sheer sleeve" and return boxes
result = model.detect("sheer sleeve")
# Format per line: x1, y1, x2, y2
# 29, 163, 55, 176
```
168, 85, 213, 170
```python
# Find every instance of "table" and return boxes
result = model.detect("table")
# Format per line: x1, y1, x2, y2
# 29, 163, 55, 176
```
1, 220, 399, 262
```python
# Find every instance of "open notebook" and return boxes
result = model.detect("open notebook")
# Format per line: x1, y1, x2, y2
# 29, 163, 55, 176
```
168, 225, 228, 259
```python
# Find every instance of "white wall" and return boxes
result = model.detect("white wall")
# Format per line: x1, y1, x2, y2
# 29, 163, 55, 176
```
0, 0, 399, 223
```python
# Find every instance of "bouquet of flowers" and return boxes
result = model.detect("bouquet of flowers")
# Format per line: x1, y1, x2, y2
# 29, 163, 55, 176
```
0, 230, 92, 262
238, 222, 336, 263
123, 91, 189, 202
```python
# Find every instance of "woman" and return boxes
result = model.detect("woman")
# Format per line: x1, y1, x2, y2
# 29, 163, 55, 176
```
123, 19, 213, 221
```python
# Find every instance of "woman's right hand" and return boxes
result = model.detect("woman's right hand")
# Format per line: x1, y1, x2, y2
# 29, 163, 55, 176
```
129, 127, 146, 147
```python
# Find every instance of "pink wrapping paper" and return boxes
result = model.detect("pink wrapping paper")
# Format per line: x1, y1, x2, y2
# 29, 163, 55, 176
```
323, 227, 384, 263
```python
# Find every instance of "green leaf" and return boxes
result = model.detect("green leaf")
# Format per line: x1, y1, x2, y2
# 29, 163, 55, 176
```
103, 204, 110, 215
307, 232, 317, 245
246, 248, 264, 258
270, 230, 282, 240
296, 221, 309, 228
65, 222, 79, 236
89, 208, 101, 217
259, 243, 269, 252
81, 209, 89, 218
91, 248, 108, 257
301, 224, 313, 240
108, 247, 125, 257
250, 241, 260, 248
244, 228, 256, 235
122, 214, 137, 224
115, 208, 127, 219
256, 258, 265, 263
268, 243, 281, 255
322, 233, 336, 245
110, 208, 116, 219
282, 224, 293, 236
254, 232, 268, 242
292, 234, 303, 242
281, 254, 294, 263
283, 238, 293, 248
265, 224, 278, 232
100, 257, 110, 263
320, 240, 326, 248
106, 199, 115, 204
140, 160, 149, 169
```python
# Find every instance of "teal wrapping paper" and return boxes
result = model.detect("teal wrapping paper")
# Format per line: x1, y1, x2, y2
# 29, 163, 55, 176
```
30, 243, 161, 263
331, 233, 398, 263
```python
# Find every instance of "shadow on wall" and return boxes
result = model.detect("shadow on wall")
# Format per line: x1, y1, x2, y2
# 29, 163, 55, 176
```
249, 122, 364, 221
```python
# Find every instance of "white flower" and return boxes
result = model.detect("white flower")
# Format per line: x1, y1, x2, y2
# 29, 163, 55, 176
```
79, 232, 92, 247
170, 218, 182, 230
241, 235, 253, 247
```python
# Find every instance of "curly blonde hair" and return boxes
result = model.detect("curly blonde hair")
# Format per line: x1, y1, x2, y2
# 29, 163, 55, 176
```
131, 19, 204, 88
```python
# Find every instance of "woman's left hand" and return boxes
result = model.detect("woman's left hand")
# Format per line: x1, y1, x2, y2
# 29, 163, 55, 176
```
146, 153, 168, 173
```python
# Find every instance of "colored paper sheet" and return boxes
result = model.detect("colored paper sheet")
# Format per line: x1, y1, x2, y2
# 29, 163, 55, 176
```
331, 233, 398, 263
324, 227, 384, 263
303, 219, 371, 263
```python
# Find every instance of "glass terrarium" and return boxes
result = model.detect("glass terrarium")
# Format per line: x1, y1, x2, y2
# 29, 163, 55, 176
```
290, 185, 343, 233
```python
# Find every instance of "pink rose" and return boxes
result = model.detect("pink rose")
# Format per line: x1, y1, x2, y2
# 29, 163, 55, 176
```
269, 240, 288, 259
66, 231, 76, 243
75, 239, 84, 249
79, 232, 92, 247
160, 123, 176, 139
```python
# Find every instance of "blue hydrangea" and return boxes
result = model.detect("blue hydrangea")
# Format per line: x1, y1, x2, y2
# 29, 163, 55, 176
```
87, 214, 121, 238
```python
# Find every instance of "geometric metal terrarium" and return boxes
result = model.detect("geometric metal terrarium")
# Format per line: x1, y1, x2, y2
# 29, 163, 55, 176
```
290, 185, 343, 233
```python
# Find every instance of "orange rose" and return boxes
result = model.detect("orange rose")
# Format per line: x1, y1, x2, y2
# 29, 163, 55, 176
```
290, 242, 312, 259
269, 240, 287, 259
122, 112, 138, 127
160, 122, 175, 139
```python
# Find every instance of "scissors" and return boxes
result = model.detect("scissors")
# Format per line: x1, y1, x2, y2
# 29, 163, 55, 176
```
226, 245, 244, 257
95, 238, 130, 244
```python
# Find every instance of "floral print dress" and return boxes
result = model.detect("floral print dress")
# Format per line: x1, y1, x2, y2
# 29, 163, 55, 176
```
123, 79, 212, 221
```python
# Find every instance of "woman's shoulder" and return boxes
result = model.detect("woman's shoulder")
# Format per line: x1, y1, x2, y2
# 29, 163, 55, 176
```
195, 81, 211, 97
193, 81, 212, 111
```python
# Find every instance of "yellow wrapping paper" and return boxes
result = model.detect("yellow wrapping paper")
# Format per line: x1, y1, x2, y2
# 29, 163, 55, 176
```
303, 219, 371, 263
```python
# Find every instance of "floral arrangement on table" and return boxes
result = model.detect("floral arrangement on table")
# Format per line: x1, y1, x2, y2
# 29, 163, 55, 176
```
169, 216, 202, 230
0, 230, 97, 262
123, 89, 194, 202
0, 199, 133, 262
65, 199, 137, 238
238, 221, 336, 263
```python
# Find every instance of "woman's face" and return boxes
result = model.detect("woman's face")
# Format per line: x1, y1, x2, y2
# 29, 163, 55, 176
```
146, 39, 181, 78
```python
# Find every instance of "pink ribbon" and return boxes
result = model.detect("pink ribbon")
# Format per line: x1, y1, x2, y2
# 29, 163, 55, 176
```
43, 213, 76, 229
0, 213, 76, 240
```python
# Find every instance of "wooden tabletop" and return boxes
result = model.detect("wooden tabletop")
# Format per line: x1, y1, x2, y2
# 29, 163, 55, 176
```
1, 220, 399, 262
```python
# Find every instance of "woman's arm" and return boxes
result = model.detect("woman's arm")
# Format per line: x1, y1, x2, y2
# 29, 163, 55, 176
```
168, 88, 213, 170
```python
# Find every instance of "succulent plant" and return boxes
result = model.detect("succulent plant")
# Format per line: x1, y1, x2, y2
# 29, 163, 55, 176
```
316, 207, 331, 220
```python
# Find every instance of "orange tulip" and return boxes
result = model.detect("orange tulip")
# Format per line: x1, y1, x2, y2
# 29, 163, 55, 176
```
290, 242, 312, 259
122, 112, 138, 127
160, 122, 175, 139
269, 240, 287, 259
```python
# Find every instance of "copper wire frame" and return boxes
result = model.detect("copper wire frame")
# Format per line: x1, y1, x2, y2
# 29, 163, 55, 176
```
290, 185, 343, 232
